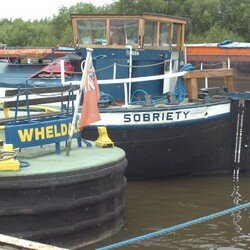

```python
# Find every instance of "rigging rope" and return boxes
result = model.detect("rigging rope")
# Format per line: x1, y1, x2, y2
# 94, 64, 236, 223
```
100, 92, 122, 106
97, 202, 250, 250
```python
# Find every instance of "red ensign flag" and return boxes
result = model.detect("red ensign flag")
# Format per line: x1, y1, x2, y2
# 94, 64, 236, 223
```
79, 63, 101, 130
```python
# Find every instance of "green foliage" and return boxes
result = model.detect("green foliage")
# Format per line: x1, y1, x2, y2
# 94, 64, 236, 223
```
0, 0, 248, 47
133, 0, 169, 14
187, 25, 245, 43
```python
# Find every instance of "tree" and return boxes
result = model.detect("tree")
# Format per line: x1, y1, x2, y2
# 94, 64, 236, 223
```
0, 0, 248, 47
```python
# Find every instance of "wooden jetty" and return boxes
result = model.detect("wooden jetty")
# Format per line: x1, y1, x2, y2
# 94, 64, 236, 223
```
0, 233, 68, 250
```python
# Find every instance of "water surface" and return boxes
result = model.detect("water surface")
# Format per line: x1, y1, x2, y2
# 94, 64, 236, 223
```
92, 174, 250, 249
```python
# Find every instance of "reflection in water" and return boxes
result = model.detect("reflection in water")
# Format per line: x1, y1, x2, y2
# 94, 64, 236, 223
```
230, 170, 250, 249
91, 175, 250, 250
231, 170, 243, 234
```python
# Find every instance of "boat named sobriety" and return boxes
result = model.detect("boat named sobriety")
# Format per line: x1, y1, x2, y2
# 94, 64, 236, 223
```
68, 13, 234, 180
0, 13, 236, 180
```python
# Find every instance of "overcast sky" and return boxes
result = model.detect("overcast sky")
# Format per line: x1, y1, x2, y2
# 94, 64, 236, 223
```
0, 0, 115, 21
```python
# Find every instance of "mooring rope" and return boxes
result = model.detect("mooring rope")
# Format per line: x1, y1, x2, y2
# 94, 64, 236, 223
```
96, 202, 250, 250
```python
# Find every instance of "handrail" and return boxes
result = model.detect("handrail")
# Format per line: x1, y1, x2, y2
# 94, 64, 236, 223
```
67, 72, 187, 106
98, 72, 187, 84
59, 57, 234, 105
67, 72, 186, 86
58, 54, 185, 106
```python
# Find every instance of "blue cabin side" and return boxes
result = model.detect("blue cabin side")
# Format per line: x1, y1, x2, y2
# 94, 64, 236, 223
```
71, 13, 187, 102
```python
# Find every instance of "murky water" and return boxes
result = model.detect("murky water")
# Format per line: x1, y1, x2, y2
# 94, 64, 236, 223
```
91, 174, 250, 250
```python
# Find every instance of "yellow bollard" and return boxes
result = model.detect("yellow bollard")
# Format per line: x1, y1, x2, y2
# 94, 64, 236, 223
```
95, 127, 114, 148
0, 144, 20, 171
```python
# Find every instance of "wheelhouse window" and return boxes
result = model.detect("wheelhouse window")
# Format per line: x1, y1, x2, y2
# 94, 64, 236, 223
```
172, 23, 180, 48
143, 21, 183, 49
144, 21, 158, 46
110, 19, 139, 45
71, 14, 186, 50
159, 23, 170, 48
77, 19, 106, 45
124, 20, 139, 45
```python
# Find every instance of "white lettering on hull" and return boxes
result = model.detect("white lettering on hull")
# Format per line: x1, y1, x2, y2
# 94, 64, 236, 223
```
89, 103, 230, 126
123, 110, 190, 123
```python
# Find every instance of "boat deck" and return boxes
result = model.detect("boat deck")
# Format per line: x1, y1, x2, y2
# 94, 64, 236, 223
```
0, 138, 127, 248
0, 139, 125, 177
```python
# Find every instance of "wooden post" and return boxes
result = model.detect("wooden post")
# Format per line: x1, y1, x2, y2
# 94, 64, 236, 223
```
186, 77, 198, 102
225, 75, 234, 92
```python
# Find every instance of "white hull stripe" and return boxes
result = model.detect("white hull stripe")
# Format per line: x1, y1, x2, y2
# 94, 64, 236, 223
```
90, 103, 230, 126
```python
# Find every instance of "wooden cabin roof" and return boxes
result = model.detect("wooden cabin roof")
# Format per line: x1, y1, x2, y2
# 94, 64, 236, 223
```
70, 13, 187, 24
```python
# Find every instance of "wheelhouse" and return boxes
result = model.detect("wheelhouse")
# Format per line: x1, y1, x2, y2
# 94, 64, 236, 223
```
70, 13, 186, 50
69, 13, 187, 101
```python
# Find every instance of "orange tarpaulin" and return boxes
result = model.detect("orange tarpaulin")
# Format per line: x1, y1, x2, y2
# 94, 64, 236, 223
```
0, 48, 69, 59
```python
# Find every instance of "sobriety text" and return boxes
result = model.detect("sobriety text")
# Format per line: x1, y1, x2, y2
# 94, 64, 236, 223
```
124, 110, 190, 123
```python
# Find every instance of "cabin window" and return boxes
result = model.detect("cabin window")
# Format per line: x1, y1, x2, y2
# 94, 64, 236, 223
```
72, 15, 185, 49
110, 19, 139, 45
77, 19, 106, 45
172, 23, 180, 48
159, 23, 170, 48
124, 20, 139, 45
144, 21, 158, 46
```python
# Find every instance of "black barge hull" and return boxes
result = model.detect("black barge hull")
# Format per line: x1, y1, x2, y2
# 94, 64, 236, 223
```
82, 102, 233, 180
0, 147, 127, 248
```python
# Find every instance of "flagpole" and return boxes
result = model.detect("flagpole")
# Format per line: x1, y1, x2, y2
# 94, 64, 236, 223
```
66, 48, 93, 156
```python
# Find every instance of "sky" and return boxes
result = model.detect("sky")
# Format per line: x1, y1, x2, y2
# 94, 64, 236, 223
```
0, 0, 115, 21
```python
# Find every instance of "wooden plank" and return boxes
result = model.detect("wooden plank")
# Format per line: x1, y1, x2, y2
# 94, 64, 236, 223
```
70, 13, 187, 24
5, 85, 79, 97
176, 24, 181, 50
0, 233, 68, 250
3, 95, 76, 108
156, 22, 160, 47
106, 18, 111, 45
142, 13, 187, 24
186, 46, 250, 56
186, 77, 198, 101
181, 24, 185, 50
183, 68, 233, 78
224, 75, 235, 92
72, 18, 79, 45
